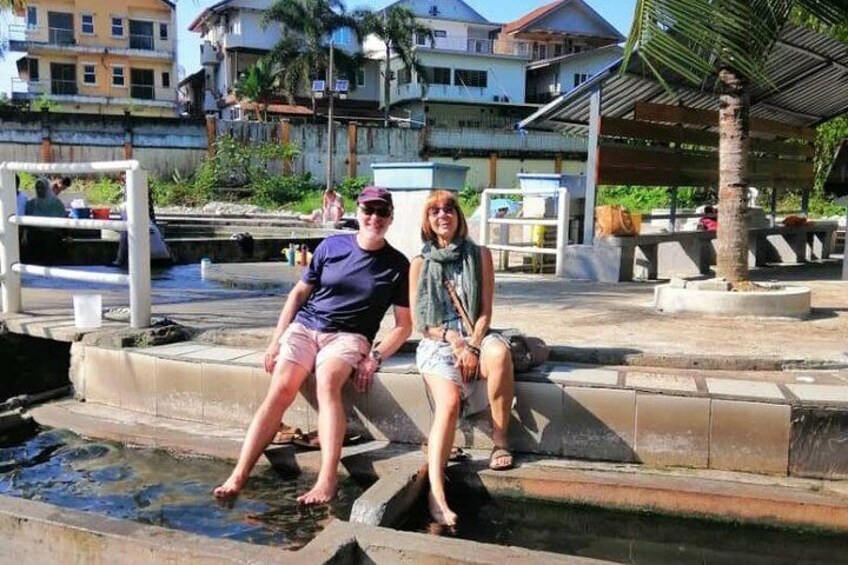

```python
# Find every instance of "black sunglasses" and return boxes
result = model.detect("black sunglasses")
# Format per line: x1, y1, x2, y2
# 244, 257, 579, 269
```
359, 204, 392, 218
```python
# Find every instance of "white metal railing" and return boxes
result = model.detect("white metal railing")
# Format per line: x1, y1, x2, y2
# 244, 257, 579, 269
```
0, 160, 151, 328
479, 188, 570, 277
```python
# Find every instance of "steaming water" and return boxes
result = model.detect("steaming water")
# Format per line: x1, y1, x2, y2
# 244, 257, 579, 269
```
0, 428, 362, 549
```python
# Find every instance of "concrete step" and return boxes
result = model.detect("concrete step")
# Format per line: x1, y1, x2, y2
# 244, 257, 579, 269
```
69, 341, 848, 480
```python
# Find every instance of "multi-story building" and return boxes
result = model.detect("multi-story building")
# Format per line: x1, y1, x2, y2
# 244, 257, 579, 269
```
504, 0, 624, 104
9, 0, 178, 117
185, 0, 381, 120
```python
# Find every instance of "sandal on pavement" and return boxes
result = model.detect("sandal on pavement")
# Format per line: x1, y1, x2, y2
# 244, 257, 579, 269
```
421, 444, 469, 462
271, 423, 301, 445
489, 446, 513, 471
292, 430, 364, 450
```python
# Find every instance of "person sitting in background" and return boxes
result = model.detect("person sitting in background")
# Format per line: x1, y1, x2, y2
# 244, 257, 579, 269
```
322, 188, 344, 224
52, 176, 71, 197
15, 174, 27, 217
23, 177, 67, 265
698, 205, 718, 232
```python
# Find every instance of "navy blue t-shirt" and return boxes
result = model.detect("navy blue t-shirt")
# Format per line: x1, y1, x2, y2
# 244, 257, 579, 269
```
295, 234, 410, 342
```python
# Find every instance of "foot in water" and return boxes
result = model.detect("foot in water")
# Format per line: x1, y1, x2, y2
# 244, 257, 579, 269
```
213, 473, 246, 499
296, 476, 337, 505
428, 491, 458, 526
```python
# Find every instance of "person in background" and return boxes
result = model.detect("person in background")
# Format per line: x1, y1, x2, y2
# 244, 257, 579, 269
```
15, 174, 27, 217
52, 176, 71, 197
410, 190, 515, 527
112, 172, 170, 267
322, 187, 344, 224
214, 186, 412, 505
23, 177, 67, 264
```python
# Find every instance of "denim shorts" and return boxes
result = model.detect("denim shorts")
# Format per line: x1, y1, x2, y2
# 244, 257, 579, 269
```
416, 333, 507, 416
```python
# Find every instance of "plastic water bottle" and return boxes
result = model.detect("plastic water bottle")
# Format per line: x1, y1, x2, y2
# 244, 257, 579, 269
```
200, 257, 211, 279
288, 244, 296, 266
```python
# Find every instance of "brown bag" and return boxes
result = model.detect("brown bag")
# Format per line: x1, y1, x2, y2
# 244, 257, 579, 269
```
595, 205, 636, 237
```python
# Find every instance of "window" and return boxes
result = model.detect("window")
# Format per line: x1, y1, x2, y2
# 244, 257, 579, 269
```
422, 66, 450, 85
111, 16, 124, 37
415, 32, 428, 46
81, 14, 94, 35
82, 63, 96, 84
131, 68, 155, 100
397, 66, 412, 85
129, 20, 154, 50
454, 69, 487, 88
573, 73, 589, 88
112, 66, 125, 87
162, 71, 170, 88
47, 12, 74, 45
50, 62, 77, 95
27, 58, 40, 82
26, 6, 37, 28
159, 22, 168, 40
553, 43, 563, 57
356, 68, 365, 88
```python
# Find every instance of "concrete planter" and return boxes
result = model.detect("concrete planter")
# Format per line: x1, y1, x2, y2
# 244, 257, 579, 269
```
654, 281, 811, 318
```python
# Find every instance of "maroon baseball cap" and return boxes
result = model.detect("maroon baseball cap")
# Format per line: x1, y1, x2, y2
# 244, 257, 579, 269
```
357, 186, 393, 207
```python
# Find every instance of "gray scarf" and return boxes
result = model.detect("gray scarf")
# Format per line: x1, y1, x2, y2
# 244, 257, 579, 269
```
415, 237, 481, 333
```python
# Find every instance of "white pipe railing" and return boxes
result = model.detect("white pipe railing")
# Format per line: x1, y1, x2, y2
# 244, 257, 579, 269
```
479, 187, 570, 277
0, 160, 151, 328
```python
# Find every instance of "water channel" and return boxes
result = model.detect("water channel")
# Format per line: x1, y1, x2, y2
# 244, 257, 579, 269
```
0, 428, 363, 549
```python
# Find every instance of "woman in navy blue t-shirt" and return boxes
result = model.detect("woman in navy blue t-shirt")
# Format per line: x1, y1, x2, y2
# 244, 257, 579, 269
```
214, 187, 411, 505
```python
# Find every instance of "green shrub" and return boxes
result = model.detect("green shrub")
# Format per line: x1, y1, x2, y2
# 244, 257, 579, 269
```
86, 177, 123, 205
335, 176, 369, 200
459, 184, 480, 212
251, 173, 317, 209
597, 186, 709, 213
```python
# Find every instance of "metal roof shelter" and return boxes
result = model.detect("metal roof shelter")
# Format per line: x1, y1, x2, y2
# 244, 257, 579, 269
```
518, 23, 848, 244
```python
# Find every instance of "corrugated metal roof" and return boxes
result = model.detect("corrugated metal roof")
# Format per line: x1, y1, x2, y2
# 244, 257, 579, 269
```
520, 23, 848, 136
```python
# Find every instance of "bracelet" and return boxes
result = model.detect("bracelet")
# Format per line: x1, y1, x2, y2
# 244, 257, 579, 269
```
465, 344, 481, 357
440, 326, 448, 342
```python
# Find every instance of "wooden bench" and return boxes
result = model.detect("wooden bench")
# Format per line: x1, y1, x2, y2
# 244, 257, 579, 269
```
595, 221, 838, 281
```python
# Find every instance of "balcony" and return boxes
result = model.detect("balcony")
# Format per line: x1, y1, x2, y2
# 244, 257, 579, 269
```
416, 37, 531, 58
130, 84, 155, 100
48, 26, 75, 45
393, 82, 495, 105
51, 79, 77, 96
129, 34, 154, 51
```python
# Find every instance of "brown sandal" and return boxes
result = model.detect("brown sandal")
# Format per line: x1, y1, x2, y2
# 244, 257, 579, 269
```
271, 423, 301, 445
291, 430, 364, 450
489, 446, 513, 471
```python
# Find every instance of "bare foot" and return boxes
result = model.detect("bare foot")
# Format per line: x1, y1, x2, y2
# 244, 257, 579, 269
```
213, 473, 246, 499
296, 476, 337, 505
428, 491, 458, 526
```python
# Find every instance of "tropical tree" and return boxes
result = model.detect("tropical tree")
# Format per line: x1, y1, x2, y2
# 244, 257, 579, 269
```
233, 58, 277, 121
623, 1, 848, 285
359, 6, 433, 127
263, 0, 363, 104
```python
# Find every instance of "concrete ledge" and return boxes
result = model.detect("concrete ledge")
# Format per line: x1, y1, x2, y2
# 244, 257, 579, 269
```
654, 283, 811, 318
349, 462, 427, 527
0, 494, 290, 564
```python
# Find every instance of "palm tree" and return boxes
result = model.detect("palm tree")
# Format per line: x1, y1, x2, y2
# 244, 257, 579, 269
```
359, 6, 433, 127
623, 1, 848, 285
233, 58, 277, 121
263, 0, 363, 104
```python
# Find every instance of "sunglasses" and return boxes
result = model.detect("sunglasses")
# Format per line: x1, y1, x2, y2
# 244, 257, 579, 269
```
359, 204, 392, 218
428, 204, 457, 217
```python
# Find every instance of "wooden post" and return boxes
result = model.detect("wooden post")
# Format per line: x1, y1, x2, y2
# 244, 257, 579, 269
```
279, 119, 291, 174
347, 123, 357, 179
769, 187, 778, 227
583, 85, 602, 244
669, 186, 678, 232
205, 115, 217, 158
554, 153, 563, 174
488, 152, 498, 187
123, 110, 133, 159
39, 108, 52, 163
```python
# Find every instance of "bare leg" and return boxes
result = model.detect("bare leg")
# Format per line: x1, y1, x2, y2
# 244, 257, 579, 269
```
296, 357, 353, 505
480, 339, 514, 467
423, 374, 461, 526
214, 360, 310, 499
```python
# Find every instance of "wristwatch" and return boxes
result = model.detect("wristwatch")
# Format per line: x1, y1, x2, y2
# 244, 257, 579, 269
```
370, 349, 383, 368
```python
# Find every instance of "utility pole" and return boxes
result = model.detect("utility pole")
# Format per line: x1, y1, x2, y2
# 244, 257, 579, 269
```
326, 39, 334, 193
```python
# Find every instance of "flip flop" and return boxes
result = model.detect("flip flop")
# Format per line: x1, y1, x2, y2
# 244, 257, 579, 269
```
421, 444, 469, 462
489, 446, 514, 471
291, 430, 364, 450
271, 423, 301, 445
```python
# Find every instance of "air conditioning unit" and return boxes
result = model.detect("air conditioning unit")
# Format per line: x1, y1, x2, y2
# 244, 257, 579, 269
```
492, 95, 500, 102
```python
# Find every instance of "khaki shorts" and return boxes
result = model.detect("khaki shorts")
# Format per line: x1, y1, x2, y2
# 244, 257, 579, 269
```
278, 322, 370, 373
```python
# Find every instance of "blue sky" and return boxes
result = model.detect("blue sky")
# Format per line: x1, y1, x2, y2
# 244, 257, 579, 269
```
2, 0, 637, 95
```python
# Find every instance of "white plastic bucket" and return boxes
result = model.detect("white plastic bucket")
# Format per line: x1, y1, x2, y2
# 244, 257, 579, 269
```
73, 294, 102, 329
200, 257, 212, 279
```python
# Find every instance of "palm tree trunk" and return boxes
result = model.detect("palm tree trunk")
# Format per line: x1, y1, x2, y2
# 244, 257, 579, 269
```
716, 67, 750, 285
384, 44, 391, 128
